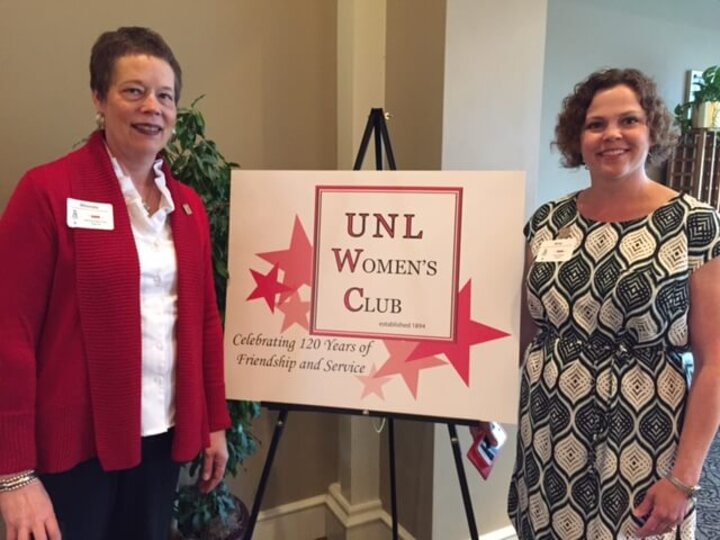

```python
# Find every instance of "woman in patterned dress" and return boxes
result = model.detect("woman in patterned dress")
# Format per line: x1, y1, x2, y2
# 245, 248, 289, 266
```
507, 68, 720, 539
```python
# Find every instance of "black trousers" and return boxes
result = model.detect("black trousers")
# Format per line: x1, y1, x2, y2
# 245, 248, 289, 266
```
40, 431, 180, 540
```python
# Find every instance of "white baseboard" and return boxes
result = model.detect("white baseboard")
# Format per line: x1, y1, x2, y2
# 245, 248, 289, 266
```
477, 525, 518, 540
254, 486, 517, 540
255, 494, 328, 539
254, 483, 414, 539
325, 482, 415, 539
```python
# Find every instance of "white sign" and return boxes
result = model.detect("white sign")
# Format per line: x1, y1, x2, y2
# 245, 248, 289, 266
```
224, 170, 525, 423
312, 186, 462, 341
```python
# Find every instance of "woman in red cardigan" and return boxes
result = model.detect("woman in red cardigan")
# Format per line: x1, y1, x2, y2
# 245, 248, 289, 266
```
0, 27, 231, 539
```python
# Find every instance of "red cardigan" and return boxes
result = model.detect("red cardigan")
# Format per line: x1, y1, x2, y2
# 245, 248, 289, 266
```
0, 132, 231, 473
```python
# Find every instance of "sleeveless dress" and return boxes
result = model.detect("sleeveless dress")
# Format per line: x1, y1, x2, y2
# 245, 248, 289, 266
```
508, 192, 720, 539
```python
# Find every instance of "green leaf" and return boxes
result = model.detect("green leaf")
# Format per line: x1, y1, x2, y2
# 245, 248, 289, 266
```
168, 96, 261, 534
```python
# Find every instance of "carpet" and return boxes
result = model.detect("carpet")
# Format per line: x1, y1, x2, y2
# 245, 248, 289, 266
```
696, 432, 720, 538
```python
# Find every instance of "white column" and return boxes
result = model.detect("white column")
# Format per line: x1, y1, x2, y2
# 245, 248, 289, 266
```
335, 0, 387, 504
437, 0, 548, 538
441, 0, 548, 216
330, 3, 389, 538
337, 0, 387, 170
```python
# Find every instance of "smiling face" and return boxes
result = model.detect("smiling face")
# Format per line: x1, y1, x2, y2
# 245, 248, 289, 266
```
93, 54, 176, 168
580, 84, 651, 184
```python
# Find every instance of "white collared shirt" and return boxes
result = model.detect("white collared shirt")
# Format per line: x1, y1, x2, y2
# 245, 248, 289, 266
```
110, 155, 178, 436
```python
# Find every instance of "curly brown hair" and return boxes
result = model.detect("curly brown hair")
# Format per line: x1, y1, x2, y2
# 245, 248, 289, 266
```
554, 68, 678, 168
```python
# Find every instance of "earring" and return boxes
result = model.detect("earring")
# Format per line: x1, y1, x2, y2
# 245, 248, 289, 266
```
95, 112, 105, 130
172, 128, 177, 136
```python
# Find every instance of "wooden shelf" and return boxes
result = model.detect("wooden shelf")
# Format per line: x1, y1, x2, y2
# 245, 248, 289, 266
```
666, 129, 720, 209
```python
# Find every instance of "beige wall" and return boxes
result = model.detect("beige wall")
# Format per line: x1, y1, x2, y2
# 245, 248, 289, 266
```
384, 0, 446, 172
0, 0, 337, 213
229, 410, 339, 510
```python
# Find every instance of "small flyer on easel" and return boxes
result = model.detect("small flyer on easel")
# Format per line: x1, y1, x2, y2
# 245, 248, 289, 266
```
223, 170, 525, 423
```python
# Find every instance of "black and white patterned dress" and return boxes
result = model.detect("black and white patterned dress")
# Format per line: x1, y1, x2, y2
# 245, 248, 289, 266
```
508, 192, 720, 539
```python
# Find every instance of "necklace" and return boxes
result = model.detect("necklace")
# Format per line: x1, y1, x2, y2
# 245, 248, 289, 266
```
103, 146, 158, 216
141, 187, 160, 216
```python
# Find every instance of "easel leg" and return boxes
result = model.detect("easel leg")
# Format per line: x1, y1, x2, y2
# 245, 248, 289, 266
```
373, 110, 384, 170
352, 108, 397, 171
353, 109, 378, 170
379, 113, 397, 170
388, 417, 399, 540
244, 409, 289, 540
447, 423, 479, 539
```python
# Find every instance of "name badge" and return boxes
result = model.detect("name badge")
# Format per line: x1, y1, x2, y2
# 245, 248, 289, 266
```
67, 198, 114, 230
535, 239, 576, 263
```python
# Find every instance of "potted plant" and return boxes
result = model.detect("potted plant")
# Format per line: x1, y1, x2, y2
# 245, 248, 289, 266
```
674, 65, 720, 131
165, 96, 261, 539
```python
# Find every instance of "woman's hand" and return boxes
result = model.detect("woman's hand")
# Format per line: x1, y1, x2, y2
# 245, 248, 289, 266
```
0, 480, 61, 540
632, 478, 690, 538
198, 430, 228, 493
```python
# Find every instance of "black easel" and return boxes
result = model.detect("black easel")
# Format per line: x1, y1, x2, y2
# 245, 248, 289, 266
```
243, 108, 478, 540
353, 107, 397, 171
244, 405, 479, 540
352, 108, 478, 539
354, 108, 402, 540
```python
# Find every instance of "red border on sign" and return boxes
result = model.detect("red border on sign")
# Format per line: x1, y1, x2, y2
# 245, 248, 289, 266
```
311, 185, 463, 342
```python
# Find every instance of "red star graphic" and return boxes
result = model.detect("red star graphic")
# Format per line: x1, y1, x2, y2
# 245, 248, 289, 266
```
277, 291, 311, 332
375, 340, 445, 398
246, 263, 292, 313
356, 364, 393, 399
257, 216, 313, 303
407, 280, 509, 386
